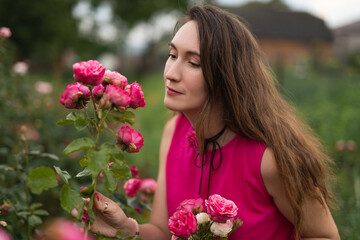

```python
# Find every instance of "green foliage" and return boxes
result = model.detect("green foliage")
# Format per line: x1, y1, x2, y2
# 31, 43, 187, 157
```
26, 167, 58, 193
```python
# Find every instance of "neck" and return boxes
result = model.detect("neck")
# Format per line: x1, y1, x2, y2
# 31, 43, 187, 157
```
183, 104, 235, 148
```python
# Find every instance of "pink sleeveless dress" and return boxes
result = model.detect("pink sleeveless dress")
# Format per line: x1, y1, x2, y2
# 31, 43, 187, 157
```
166, 114, 295, 239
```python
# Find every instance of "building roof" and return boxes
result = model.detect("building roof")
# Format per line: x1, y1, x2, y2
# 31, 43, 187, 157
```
334, 20, 360, 35
227, 4, 333, 42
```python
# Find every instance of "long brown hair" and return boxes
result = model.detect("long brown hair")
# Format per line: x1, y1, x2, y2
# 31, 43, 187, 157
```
176, 4, 335, 239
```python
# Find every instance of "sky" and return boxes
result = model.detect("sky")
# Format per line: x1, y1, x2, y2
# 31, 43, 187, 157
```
216, 0, 360, 28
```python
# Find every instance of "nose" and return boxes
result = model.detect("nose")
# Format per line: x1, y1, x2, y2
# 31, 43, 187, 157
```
164, 58, 181, 82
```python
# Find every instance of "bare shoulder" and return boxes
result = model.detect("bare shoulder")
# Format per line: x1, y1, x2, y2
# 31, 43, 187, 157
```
260, 147, 281, 197
162, 114, 178, 141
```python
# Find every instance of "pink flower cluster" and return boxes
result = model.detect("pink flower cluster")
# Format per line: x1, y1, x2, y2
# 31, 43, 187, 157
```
60, 60, 146, 110
59, 60, 146, 152
168, 194, 242, 239
123, 177, 157, 198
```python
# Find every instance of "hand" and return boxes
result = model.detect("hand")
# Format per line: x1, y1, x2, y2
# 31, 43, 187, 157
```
72, 191, 127, 238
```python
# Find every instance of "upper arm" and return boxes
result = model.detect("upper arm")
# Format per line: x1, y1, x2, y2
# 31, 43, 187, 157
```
148, 115, 177, 238
260, 148, 340, 239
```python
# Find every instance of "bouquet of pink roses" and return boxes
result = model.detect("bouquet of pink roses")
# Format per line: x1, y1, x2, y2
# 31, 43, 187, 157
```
168, 194, 243, 240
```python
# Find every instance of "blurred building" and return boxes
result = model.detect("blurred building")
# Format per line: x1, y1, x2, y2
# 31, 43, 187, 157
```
227, 3, 333, 66
333, 20, 360, 60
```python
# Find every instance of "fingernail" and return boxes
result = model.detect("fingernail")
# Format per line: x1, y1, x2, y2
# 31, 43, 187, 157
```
95, 193, 99, 201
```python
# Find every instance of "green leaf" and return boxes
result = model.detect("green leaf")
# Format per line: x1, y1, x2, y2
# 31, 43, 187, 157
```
56, 119, 74, 125
28, 215, 43, 226
63, 137, 95, 155
103, 169, 117, 192
75, 167, 92, 178
88, 148, 109, 176
60, 185, 82, 213
30, 203, 43, 210
74, 117, 87, 130
106, 110, 136, 125
53, 166, 71, 184
100, 143, 124, 162
66, 112, 84, 121
33, 209, 49, 216
26, 167, 58, 193
110, 162, 132, 180
39, 153, 60, 161
17, 211, 31, 217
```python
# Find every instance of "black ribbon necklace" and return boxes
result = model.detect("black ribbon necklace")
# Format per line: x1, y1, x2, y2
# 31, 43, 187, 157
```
194, 126, 226, 199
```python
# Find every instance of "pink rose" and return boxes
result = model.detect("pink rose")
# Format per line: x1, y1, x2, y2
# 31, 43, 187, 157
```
210, 219, 234, 237
59, 83, 90, 109
168, 209, 197, 238
105, 84, 131, 107
139, 178, 157, 194
126, 82, 146, 109
103, 70, 128, 88
92, 85, 105, 102
177, 198, 204, 214
73, 60, 105, 86
130, 165, 139, 177
205, 194, 238, 222
116, 126, 144, 153
35, 81, 53, 94
0, 228, 12, 240
0, 27, 11, 38
124, 178, 142, 197
34, 218, 93, 240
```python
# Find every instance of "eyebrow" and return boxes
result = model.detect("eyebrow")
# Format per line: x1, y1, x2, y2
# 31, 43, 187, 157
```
169, 42, 200, 57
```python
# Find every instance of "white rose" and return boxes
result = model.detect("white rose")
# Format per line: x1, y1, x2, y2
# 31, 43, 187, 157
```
210, 220, 233, 237
196, 212, 210, 224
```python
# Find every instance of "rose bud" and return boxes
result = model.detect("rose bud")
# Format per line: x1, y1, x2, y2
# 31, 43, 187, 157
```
210, 220, 233, 237
92, 85, 105, 103
73, 60, 105, 86
59, 83, 90, 109
102, 70, 128, 88
124, 178, 142, 197
116, 126, 144, 153
0, 27, 11, 38
105, 84, 131, 108
346, 140, 357, 152
125, 82, 146, 109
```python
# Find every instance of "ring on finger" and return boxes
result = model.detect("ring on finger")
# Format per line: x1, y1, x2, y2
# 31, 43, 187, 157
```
104, 201, 108, 210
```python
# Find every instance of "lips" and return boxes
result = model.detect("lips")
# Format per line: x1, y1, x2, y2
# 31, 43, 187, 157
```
167, 86, 182, 95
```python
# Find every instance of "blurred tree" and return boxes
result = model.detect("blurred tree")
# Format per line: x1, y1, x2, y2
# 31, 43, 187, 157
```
0, 0, 107, 76
0, 0, 204, 75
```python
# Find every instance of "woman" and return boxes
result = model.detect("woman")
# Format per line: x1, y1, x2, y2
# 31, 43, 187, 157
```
73, 5, 340, 239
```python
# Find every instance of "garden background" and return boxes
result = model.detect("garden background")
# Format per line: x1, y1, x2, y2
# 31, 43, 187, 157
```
0, 0, 359, 239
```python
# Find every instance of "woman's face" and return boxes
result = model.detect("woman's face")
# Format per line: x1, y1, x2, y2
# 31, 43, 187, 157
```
163, 20, 207, 115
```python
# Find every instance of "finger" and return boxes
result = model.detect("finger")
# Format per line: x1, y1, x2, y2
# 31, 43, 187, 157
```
93, 192, 110, 212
